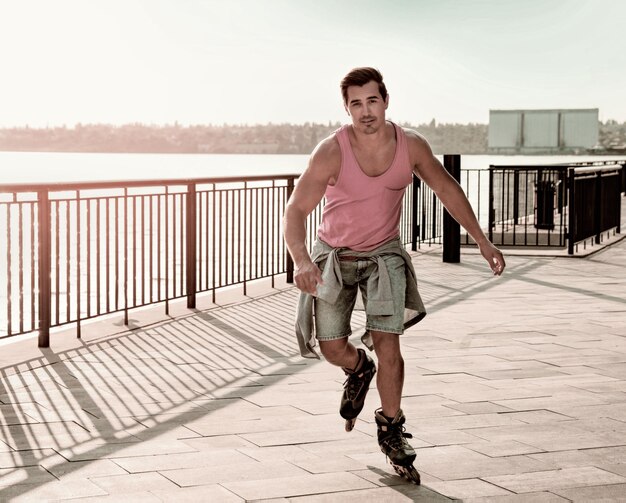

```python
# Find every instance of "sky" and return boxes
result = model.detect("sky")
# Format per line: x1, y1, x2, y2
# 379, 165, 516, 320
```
0, 0, 625, 127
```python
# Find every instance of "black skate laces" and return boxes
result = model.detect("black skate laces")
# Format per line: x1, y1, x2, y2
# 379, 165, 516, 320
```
343, 371, 366, 401
382, 422, 413, 451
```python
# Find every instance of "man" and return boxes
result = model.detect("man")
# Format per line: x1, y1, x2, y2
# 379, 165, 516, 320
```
283, 67, 505, 483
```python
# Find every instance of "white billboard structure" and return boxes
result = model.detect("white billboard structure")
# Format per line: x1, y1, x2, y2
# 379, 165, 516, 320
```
488, 109, 598, 154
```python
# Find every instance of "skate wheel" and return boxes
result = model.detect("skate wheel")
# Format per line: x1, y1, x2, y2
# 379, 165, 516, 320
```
405, 465, 421, 485
391, 463, 421, 485
345, 418, 356, 432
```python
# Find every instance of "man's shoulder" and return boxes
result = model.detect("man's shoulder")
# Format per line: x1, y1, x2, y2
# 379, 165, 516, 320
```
401, 127, 433, 158
401, 127, 427, 145
311, 131, 341, 165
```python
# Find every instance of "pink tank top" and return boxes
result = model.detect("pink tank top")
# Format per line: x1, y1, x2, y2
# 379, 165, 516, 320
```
317, 122, 413, 251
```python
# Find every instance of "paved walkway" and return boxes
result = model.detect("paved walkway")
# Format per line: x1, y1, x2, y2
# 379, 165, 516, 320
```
0, 235, 625, 502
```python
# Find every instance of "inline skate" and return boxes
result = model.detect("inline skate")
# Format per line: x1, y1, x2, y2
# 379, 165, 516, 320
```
340, 348, 376, 432
375, 408, 421, 484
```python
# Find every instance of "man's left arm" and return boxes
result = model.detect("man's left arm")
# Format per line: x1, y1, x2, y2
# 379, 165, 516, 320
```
407, 131, 505, 276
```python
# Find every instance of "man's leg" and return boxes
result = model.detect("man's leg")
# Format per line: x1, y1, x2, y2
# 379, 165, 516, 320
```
319, 337, 360, 370
370, 330, 404, 417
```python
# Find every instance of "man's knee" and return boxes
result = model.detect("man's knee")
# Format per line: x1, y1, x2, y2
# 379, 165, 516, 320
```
371, 332, 404, 369
319, 338, 350, 365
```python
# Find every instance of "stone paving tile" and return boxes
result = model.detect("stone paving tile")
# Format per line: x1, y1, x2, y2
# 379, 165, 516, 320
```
45, 459, 128, 480
161, 459, 309, 487
0, 479, 107, 502
596, 463, 626, 478
497, 410, 574, 424
243, 425, 374, 447
463, 440, 545, 457
408, 412, 527, 432
552, 483, 626, 502
528, 446, 626, 468
351, 464, 445, 488
125, 423, 201, 441
483, 466, 626, 493
150, 484, 244, 502
419, 452, 550, 481
0, 403, 45, 424
287, 484, 455, 502
463, 492, 569, 502
291, 455, 370, 474
398, 396, 469, 419
413, 429, 483, 447
184, 411, 323, 437
89, 472, 179, 494
222, 472, 377, 500
432, 383, 551, 403
467, 420, 626, 452
180, 433, 257, 450
56, 438, 197, 462
238, 445, 323, 463
0, 448, 66, 468
112, 448, 253, 473
302, 437, 386, 458
0, 421, 132, 450
408, 355, 520, 374
0, 465, 58, 486
443, 402, 515, 415
53, 491, 163, 502
426, 478, 514, 499
546, 402, 626, 420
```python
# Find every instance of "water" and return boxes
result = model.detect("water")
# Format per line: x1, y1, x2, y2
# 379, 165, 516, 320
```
1, 151, 625, 185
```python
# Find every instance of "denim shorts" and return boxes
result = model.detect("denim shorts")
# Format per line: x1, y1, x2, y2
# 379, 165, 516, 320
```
313, 253, 406, 341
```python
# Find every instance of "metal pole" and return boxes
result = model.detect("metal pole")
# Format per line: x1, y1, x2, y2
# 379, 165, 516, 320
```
594, 171, 602, 245
568, 168, 575, 255
411, 175, 419, 251
513, 170, 520, 225
618, 165, 623, 234
488, 166, 494, 243
37, 189, 51, 347
285, 177, 295, 283
186, 183, 197, 308
443, 155, 461, 263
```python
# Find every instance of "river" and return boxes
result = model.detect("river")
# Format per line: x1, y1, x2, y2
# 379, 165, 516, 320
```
1, 151, 625, 185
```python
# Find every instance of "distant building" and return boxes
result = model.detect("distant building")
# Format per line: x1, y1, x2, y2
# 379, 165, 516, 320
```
488, 109, 599, 154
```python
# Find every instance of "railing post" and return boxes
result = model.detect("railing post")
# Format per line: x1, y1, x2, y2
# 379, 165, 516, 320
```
285, 177, 295, 284
443, 155, 461, 263
513, 170, 520, 224
186, 183, 197, 308
488, 166, 494, 243
594, 171, 602, 245
411, 175, 420, 251
568, 168, 575, 255
618, 165, 623, 234
37, 189, 51, 347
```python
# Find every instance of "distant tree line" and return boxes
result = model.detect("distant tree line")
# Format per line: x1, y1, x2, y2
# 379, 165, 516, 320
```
0, 120, 624, 154
599, 120, 626, 152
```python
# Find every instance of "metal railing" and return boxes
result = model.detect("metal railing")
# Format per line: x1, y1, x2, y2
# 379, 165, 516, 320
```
488, 160, 624, 253
1, 176, 299, 345
489, 165, 569, 247
0, 155, 512, 346
568, 164, 623, 254
1, 169, 457, 345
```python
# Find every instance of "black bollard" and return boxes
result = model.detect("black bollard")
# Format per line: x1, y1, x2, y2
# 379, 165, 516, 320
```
443, 155, 461, 263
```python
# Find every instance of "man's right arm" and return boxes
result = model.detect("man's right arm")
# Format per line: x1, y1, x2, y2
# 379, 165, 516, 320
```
283, 136, 340, 295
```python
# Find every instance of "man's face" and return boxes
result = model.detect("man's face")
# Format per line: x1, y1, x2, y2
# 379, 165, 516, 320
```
344, 80, 389, 134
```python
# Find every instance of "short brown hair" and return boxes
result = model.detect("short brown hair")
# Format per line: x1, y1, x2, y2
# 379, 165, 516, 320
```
340, 67, 388, 103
